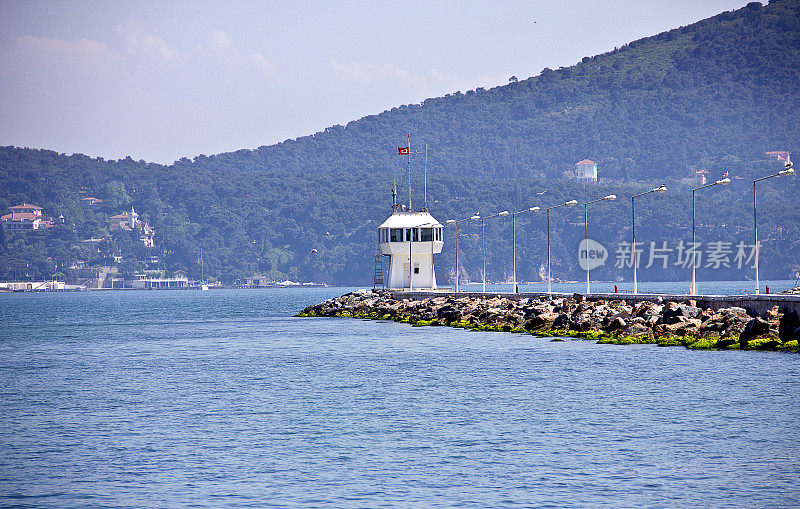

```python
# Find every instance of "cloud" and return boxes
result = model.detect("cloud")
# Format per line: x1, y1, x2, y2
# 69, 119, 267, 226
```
203, 31, 275, 75
208, 30, 236, 52
329, 59, 503, 97
249, 52, 276, 74
115, 25, 177, 60
0, 35, 123, 78
330, 60, 422, 86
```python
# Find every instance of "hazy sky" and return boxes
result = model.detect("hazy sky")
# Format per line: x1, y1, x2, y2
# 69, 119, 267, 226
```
0, 0, 752, 164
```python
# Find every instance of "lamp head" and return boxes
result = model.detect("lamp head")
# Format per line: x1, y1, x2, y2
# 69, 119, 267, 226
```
786, 161, 794, 170
566, 200, 578, 206
498, 211, 510, 216
603, 194, 617, 201
529, 206, 540, 212
470, 215, 481, 221
779, 167, 795, 176
655, 184, 667, 193
445, 219, 455, 224
716, 177, 731, 185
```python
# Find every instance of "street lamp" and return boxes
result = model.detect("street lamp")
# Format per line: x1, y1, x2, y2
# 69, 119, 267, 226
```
547, 200, 578, 294
480, 210, 509, 293
510, 206, 540, 293
631, 185, 666, 295
445, 215, 480, 292
583, 195, 616, 294
753, 162, 794, 293
691, 178, 730, 295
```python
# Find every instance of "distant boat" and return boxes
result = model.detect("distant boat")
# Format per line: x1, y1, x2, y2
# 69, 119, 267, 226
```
201, 283, 210, 291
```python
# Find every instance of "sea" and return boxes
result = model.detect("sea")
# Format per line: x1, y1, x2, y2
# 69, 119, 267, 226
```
1, 283, 799, 507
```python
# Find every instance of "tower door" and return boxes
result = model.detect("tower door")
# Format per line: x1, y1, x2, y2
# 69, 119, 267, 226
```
403, 262, 411, 287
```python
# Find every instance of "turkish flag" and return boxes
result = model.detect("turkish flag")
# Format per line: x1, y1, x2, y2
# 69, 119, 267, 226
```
397, 147, 409, 155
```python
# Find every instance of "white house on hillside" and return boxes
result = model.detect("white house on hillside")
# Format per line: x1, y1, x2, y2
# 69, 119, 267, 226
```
574, 159, 598, 183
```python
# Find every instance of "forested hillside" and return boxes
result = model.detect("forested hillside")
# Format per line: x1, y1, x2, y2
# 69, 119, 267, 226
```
1, 0, 799, 286
197, 0, 800, 181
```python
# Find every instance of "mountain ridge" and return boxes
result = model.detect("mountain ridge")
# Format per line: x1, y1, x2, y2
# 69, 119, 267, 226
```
1, 0, 799, 285
190, 0, 798, 181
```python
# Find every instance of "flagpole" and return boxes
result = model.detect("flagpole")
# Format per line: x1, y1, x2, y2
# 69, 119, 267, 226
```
396, 139, 422, 212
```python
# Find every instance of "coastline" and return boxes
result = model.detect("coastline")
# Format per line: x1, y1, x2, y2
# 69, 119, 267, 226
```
297, 290, 800, 352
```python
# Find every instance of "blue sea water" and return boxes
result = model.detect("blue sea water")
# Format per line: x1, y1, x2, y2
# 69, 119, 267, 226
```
1, 287, 799, 508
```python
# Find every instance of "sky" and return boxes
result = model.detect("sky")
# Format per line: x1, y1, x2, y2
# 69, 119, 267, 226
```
0, 0, 753, 164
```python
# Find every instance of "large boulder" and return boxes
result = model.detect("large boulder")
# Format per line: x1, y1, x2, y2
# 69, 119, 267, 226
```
436, 305, 462, 323
704, 307, 751, 337
779, 311, 800, 342
662, 304, 702, 324
568, 312, 593, 331
552, 313, 570, 329
632, 301, 655, 318
663, 318, 701, 336
621, 322, 653, 338
740, 317, 771, 342
523, 312, 558, 331
606, 316, 627, 332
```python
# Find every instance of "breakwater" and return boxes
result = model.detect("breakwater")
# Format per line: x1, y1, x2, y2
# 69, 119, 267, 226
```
298, 290, 800, 352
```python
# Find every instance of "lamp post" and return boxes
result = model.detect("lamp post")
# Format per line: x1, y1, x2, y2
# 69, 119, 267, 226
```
691, 178, 730, 295
582, 195, 616, 294
510, 206, 540, 293
547, 200, 578, 294
631, 185, 666, 295
444, 215, 480, 292
753, 162, 794, 293
480, 210, 509, 293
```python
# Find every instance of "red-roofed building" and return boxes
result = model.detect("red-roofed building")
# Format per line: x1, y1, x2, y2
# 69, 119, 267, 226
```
81, 197, 103, 210
9, 203, 43, 214
574, 159, 598, 183
765, 151, 791, 163
2, 204, 52, 231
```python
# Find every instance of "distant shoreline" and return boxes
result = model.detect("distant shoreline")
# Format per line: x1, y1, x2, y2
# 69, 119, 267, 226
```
0, 283, 329, 293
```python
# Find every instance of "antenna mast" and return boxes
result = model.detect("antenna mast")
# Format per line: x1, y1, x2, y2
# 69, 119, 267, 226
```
423, 144, 428, 211
396, 135, 422, 211
392, 158, 398, 211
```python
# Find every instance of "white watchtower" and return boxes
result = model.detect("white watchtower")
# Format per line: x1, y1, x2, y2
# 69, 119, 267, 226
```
378, 210, 443, 290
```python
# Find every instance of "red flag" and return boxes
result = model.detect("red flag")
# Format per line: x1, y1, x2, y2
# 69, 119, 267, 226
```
397, 147, 409, 155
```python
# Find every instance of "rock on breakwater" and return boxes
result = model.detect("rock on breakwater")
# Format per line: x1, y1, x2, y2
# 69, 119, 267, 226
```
297, 291, 800, 352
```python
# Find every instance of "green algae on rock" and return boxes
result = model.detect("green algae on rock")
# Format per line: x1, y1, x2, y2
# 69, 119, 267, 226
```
297, 291, 800, 353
